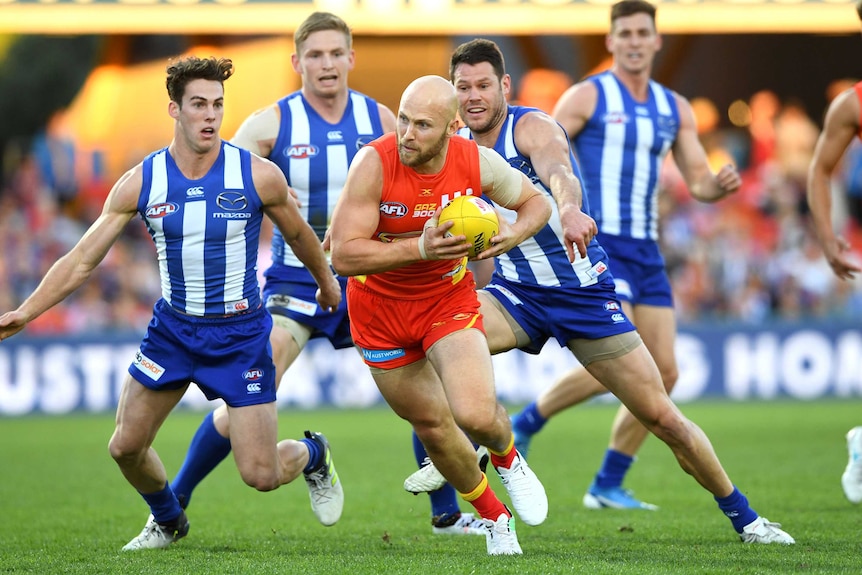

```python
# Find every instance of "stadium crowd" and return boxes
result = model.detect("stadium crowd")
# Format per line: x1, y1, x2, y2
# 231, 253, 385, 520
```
3, 85, 862, 336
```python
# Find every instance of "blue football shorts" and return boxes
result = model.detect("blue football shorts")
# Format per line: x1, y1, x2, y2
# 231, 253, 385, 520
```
481, 274, 636, 355
262, 267, 353, 349
128, 299, 277, 407
597, 232, 673, 308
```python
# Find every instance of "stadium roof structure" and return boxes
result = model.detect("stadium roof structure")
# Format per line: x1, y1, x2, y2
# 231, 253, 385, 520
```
1, 0, 860, 36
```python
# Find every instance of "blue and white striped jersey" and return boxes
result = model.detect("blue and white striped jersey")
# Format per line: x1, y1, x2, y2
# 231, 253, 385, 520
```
139, 142, 263, 317
266, 90, 385, 273
573, 71, 680, 241
459, 105, 611, 288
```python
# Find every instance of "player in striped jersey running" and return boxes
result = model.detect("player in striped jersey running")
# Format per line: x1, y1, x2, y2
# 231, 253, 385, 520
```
141, 12, 396, 536
511, 0, 743, 511
0, 56, 342, 550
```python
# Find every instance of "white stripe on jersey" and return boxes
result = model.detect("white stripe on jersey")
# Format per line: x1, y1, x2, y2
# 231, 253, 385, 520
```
503, 114, 517, 157
182, 200, 207, 316
149, 151, 172, 304
326, 144, 347, 229
350, 92, 373, 133
598, 74, 624, 236
650, 82, 674, 239
224, 219, 247, 304
223, 148, 248, 305
631, 115, 653, 239
287, 96, 312, 224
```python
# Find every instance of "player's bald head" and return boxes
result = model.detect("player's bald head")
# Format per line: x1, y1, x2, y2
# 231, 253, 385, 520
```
400, 75, 458, 123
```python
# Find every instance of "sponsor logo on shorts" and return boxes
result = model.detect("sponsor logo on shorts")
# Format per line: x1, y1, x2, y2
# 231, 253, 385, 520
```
604, 301, 620, 311
380, 202, 408, 218
133, 350, 165, 381
484, 283, 523, 305
266, 293, 317, 316
225, 298, 250, 314
361, 348, 406, 362
611, 313, 626, 323
452, 313, 472, 321
145, 202, 178, 219
244, 369, 264, 394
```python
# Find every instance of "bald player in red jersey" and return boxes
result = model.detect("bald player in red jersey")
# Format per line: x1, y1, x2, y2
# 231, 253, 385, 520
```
330, 75, 550, 555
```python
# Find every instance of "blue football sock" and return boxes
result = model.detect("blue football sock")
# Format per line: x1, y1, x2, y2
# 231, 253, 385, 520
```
715, 486, 759, 533
300, 437, 322, 473
412, 431, 460, 518
593, 448, 634, 489
512, 402, 547, 435
141, 482, 183, 524
171, 411, 232, 508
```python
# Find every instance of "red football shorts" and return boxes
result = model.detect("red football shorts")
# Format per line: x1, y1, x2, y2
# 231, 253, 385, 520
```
347, 279, 485, 370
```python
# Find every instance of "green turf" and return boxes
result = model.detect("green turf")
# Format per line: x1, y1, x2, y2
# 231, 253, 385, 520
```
1, 399, 860, 574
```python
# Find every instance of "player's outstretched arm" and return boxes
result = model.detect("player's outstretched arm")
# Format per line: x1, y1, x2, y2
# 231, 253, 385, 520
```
515, 111, 596, 261
807, 88, 862, 280
0, 167, 141, 341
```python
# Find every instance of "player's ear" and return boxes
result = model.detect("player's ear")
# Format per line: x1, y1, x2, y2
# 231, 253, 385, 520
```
168, 100, 180, 120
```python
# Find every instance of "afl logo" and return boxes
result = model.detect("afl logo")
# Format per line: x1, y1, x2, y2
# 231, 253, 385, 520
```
285, 144, 319, 159
217, 191, 247, 211
604, 301, 620, 312
380, 202, 408, 218
145, 202, 178, 218
356, 135, 375, 150
243, 368, 264, 381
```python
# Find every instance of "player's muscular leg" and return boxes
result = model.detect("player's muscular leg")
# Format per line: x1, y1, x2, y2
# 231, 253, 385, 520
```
374, 360, 484, 494
607, 304, 678, 455
428, 329, 510, 452
228, 401, 305, 491
587, 344, 733, 496
478, 291, 519, 354
109, 376, 187, 493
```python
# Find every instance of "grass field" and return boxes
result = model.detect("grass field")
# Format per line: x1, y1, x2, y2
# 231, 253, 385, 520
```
1, 399, 861, 574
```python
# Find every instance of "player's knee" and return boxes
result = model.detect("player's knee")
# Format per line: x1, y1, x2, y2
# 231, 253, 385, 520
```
239, 468, 280, 492
659, 364, 679, 392
108, 432, 146, 465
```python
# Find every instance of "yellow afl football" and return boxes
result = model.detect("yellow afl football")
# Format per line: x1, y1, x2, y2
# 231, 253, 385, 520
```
439, 195, 499, 258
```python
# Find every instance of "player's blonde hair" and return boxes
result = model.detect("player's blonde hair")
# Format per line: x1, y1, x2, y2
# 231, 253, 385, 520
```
294, 12, 353, 52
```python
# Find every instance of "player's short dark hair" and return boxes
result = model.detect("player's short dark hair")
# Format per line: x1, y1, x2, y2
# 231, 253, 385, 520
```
449, 38, 506, 82
610, 0, 657, 29
295, 11, 353, 52
165, 56, 233, 105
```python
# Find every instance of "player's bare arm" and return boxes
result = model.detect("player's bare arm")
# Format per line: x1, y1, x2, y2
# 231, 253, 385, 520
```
551, 80, 597, 141
475, 146, 551, 260
254, 156, 341, 310
231, 104, 281, 157
0, 167, 141, 340
807, 88, 862, 280
515, 111, 597, 261
672, 94, 741, 202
